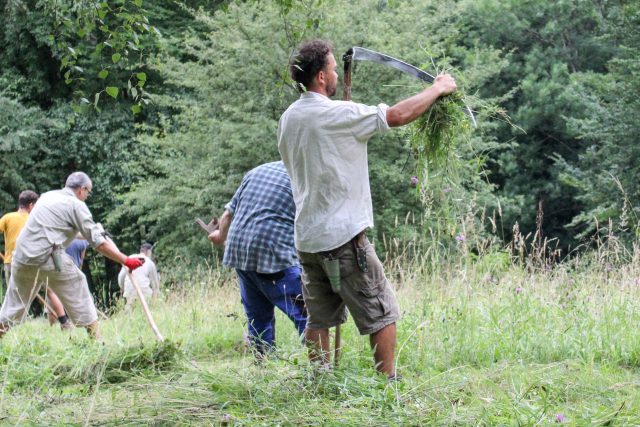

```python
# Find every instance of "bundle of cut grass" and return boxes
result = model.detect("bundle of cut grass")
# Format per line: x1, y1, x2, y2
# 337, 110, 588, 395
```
108, 340, 181, 371
55, 340, 182, 384
406, 89, 473, 176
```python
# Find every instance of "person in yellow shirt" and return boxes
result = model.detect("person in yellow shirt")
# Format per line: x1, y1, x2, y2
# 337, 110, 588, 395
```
0, 190, 39, 297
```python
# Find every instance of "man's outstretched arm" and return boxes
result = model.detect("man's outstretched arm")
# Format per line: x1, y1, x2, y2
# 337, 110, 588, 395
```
95, 240, 144, 270
386, 73, 457, 127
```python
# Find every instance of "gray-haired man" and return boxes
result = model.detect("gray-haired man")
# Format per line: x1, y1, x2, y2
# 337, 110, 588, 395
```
0, 172, 144, 340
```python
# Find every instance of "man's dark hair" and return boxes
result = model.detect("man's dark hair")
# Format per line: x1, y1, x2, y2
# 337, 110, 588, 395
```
18, 190, 38, 208
290, 39, 333, 93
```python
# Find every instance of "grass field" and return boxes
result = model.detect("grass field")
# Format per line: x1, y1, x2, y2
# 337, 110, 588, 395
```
1, 255, 639, 426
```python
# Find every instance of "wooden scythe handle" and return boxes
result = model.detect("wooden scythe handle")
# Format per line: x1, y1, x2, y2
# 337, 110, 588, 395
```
343, 48, 353, 102
331, 49, 354, 368
126, 269, 164, 342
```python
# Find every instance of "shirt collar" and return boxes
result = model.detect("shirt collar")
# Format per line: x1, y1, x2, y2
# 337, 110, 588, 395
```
62, 187, 77, 197
300, 91, 330, 101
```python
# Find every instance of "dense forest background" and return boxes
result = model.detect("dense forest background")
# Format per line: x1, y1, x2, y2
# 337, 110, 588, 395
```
1, 0, 638, 299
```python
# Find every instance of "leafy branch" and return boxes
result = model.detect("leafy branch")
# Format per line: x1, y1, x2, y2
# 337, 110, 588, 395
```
43, 0, 160, 113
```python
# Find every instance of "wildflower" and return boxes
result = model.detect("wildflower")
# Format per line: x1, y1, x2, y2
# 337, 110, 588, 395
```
455, 234, 465, 242
443, 186, 451, 193
515, 287, 523, 294
555, 413, 566, 423
410, 176, 419, 187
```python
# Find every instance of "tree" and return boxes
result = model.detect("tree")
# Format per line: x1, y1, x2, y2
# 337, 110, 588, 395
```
557, 1, 640, 247
109, 0, 506, 262
456, 0, 616, 251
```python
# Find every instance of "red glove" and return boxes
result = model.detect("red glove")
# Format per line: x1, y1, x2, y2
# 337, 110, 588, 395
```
124, 256, 145, 271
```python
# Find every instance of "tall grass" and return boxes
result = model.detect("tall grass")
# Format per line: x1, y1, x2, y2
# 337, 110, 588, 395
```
1, 237, 640, 425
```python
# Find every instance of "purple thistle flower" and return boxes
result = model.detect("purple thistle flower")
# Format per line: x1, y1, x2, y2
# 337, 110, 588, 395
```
455, 234, 465, 242
410, 176, 419, 187
555, 413, 566, 423
515, 286, 523, 294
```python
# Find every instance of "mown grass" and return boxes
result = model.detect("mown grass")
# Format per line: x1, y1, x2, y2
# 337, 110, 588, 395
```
1, 257, 639, 426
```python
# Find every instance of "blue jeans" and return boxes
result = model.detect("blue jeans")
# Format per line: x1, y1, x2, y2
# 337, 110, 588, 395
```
236, 266, 307, 354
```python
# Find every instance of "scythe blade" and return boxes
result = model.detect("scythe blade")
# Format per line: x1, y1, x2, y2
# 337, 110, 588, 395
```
343, 46, 477, 127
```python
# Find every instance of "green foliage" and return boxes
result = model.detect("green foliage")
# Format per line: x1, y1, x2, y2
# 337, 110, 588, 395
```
2, 0, 639, 266
0, 97, 63, 207
108, 1, 324, 259
41, 0, 160, 109
556, 2, 640, 244
454, 0, 618, 250
407, 91, 473, 174
343, 1, 510, 256
113, 0, 509, 261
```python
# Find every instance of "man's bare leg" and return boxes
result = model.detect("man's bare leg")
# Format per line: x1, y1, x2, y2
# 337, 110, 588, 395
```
305, 327, 331, 367
47, 290, 66, 317
370, 323, 397, 377
0, 323, 8, 339
46, 289, 72, 329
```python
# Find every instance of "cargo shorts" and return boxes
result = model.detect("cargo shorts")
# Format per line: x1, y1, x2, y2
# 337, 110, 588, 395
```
0, 253, 98, 328
298, 236, 400, 335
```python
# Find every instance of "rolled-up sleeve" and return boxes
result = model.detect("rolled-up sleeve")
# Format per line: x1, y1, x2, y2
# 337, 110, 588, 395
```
72, 203, 107, 248
348, 102, 390, 142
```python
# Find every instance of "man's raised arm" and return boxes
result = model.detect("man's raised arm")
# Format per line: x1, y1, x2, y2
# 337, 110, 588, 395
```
386, 74, 457, 127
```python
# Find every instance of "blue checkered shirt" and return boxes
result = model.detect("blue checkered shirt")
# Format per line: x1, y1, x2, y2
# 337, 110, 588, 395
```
223, 161, 298, 273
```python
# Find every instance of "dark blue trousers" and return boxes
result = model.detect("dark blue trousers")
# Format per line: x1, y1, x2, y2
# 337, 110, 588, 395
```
236, 265, 307, 354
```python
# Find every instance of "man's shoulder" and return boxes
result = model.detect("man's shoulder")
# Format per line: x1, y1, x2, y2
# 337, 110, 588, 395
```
247, 161, 288, 180
38, 189, 75, 205
0, 211, 26, 225
0, 212, 12, 229
141, 256, 157, 271
294, 96, 379, 117
0, 211, 17, 221
42, 188, 66, 197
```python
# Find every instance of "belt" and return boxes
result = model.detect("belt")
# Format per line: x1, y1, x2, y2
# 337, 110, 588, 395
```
318, 230, 367, 259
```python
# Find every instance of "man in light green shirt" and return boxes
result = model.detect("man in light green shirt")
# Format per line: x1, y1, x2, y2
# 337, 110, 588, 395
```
0, 172, 145, 340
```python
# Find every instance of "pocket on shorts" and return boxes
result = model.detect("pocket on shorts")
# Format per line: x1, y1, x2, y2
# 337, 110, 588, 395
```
356, 243, 387, 297
358, 281, 396, 327
357, 271, 382, 297
337, 244, 358, 280
62, 254, 85, 282
376, 286, 395, 316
